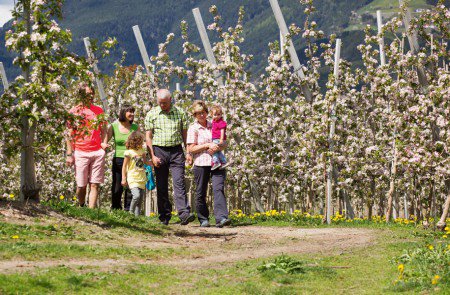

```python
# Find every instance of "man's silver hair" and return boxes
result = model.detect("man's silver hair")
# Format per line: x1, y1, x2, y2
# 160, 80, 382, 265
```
156, 89, 171, 101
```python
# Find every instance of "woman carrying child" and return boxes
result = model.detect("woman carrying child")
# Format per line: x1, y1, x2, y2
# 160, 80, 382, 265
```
186, 101, 231, 228
121, 131, 150, 216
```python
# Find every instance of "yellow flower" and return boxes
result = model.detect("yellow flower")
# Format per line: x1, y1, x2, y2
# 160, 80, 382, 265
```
428, 245, 434, 250
444, 227, 449, 231
72, 196, 77, 201
398, 264, 404, 273
11, 235, 19, 239
59, 195, 64, 200
431, 275, 440, 285
443, 235, 448, 238
9, 194, 14, 199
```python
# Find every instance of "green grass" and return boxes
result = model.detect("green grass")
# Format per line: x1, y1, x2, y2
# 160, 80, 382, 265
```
0, 241, 179, 261
1, 202, 448, 294
0, 222, 76, 240
357, 0, 431, 14
0, 230, 440, 295
0, 264, 182, 295
42, 200, 167, 236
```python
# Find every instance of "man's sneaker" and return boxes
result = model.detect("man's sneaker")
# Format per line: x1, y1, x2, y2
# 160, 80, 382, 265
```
216, 218, 232, 228
180, 213, 195, 225
211, 162, 221, 170
159, 220, 169, 226
219, 162, 230, 170
200, 220, 210, 227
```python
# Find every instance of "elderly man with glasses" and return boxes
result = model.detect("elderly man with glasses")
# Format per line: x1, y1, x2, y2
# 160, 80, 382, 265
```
145, 89, 194, 225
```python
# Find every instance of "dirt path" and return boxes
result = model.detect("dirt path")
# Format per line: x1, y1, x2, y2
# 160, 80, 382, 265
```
0, 224, 375, 274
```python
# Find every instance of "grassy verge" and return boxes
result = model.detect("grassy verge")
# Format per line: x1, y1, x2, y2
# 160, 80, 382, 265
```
1, 229, 444, 294
1, 201, 448, 294
0, 241, 179, 261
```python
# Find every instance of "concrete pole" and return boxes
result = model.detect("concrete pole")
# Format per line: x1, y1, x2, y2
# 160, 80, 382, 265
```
376, 10, 386, 66
83, 37, 109, 113
404, 194, 409, 219
326, 38, 341, 225
269, 0, 312, 102
280, 30, 285, 56
192, 8, 223, 86
399, 0, 428, 87
132, 25, 155, 82
0, 62, 9, 90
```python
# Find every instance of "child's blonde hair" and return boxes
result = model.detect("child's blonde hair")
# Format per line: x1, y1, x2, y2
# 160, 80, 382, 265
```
209, 104, 223, 116
125, 131, 144, 150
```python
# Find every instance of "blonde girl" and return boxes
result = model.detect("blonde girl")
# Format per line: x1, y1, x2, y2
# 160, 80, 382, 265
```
121, 131, 150, 216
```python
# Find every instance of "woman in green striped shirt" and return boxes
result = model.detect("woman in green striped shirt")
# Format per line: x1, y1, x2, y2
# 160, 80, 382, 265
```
104, 104, 139, 210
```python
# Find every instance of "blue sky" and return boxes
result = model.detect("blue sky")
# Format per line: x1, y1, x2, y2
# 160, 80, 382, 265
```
0, 0, 13, 26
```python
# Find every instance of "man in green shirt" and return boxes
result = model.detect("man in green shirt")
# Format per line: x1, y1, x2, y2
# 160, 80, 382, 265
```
145, 89, 194, 225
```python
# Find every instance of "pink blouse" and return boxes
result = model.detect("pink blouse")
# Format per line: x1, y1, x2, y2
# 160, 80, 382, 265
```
187, 120, 213, 167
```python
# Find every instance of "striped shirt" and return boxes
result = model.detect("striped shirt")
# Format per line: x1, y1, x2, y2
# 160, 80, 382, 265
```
145, 106, 188, 147
186, 120, 213, 167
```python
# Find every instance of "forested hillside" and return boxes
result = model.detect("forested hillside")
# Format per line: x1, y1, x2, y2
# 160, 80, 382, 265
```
0, 0, 434, 81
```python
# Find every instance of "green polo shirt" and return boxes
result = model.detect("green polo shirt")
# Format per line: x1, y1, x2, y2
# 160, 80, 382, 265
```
144, 106, 188, 147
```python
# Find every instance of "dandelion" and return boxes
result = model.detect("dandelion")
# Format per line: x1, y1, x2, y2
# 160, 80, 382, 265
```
11, 235, 19, 239
9, 194, 14, 199
428, 245, 434, 250
72, 196, 77, 201
398, 264, 404, 273
431, 275, 440, 285
443, 235, 448, 238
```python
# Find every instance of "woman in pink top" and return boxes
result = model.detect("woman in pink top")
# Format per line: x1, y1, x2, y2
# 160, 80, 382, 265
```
186, 100, 231, 228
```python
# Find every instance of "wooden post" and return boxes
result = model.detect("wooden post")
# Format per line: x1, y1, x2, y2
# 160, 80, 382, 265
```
376, 10, 386, 66
132, 25, 155, 82
326, 39, 341, 225
0, 62, 9, 90
399, 0, 428, 87
83, 37, 109, 113
192, 8, 223, 86
268, 0, 312, 102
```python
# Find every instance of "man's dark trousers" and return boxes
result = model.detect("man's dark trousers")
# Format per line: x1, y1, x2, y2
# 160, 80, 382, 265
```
153, 145, 190, 222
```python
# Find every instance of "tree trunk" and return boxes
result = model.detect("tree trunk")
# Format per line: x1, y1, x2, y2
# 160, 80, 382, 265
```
245, 174, 264, 213
20, 1, 40, 202
367, 177, 375, 219
386, 142, 398, 221
344, 190, 355, 219
437, 179, 450, 230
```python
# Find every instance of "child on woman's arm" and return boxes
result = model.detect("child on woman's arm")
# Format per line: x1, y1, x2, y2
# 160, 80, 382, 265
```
210, 105, 229, 170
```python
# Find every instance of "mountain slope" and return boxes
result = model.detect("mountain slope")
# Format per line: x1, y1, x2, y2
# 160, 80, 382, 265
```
0, 0, 434, 84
